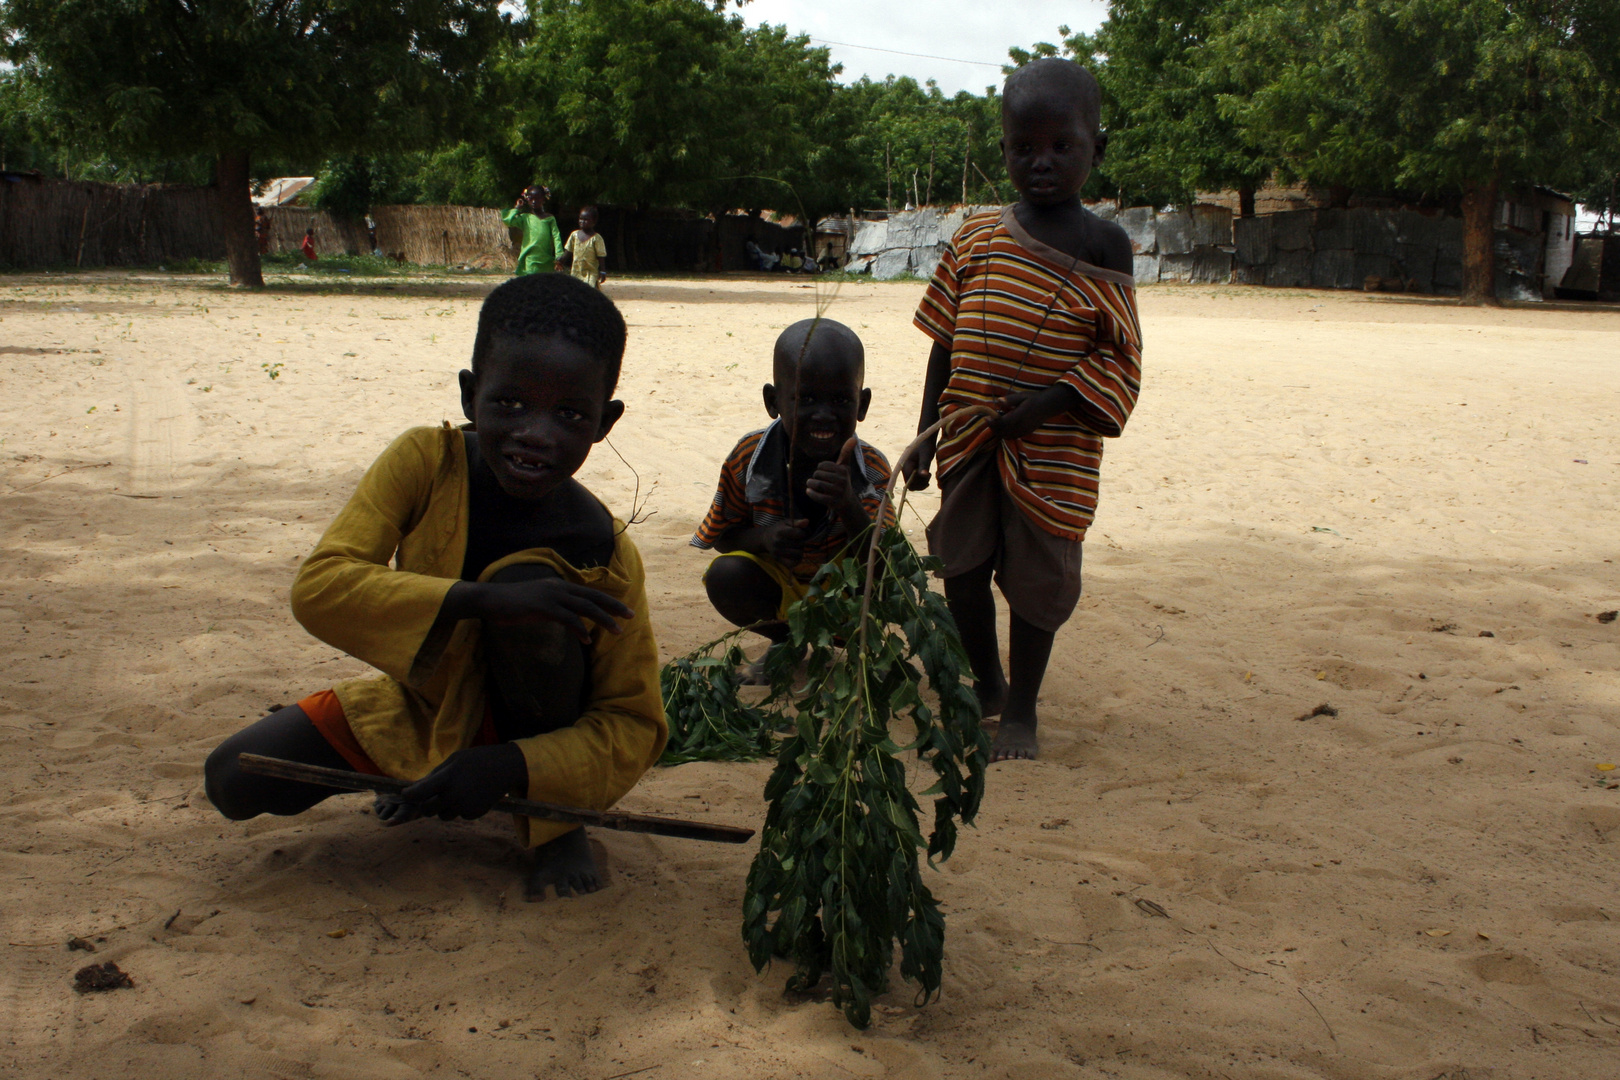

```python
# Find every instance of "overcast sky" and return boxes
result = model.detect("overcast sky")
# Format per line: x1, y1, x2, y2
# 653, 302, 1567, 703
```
740, 0, 1108, 96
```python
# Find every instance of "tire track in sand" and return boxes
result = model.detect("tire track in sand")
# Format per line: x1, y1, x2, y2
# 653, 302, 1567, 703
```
128, 370, 196, 495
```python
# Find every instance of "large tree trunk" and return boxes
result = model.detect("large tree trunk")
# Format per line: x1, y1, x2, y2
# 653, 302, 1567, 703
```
1460, 178, 1500, 306
216, 148, 263, 288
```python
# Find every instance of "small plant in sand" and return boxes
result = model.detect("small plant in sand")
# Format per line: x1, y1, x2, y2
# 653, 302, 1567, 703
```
658, 638, 775, 765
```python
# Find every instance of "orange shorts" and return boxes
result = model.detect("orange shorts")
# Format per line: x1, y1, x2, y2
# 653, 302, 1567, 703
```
299, 690, 498, 777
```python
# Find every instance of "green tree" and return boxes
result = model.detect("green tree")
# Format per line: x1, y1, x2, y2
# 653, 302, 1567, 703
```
1216, 0, 1620, 302
502, 0, 844, 223
1, 0, 509, 286
840, 76, 1006, 210
1031, 4, 1273, 213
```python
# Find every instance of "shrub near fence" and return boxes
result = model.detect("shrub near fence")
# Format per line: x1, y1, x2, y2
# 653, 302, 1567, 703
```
0, 176, 224, 268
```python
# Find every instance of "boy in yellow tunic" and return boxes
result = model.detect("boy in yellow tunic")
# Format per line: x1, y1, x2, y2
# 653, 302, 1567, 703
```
204, 273, 665, 899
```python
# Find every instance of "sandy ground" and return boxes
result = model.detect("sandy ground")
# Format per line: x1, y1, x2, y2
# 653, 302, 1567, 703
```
2, 270, 1618, 1080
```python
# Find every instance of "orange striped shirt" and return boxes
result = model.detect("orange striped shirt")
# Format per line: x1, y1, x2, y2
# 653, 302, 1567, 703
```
691, 421, 894, 583
914, 208, 1142, 541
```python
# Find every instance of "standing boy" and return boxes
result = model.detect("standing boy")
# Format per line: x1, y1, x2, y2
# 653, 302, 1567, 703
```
693, 319, 891, 661
503, 184, 565, 275
205, 273, 665, 899
903, 58, 1142, 762
565, 205, 609, 288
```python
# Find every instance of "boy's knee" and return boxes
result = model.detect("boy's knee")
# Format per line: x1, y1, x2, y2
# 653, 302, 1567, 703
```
704, 555, 773, 602
204, 739, 255, 821
704, 555, 784, 626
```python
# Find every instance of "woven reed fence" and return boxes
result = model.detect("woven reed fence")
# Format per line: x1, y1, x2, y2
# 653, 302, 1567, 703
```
260, 203, 515, 268
375, 204, 515, 267
263, 205, 370, 257
0, 177, 224, 268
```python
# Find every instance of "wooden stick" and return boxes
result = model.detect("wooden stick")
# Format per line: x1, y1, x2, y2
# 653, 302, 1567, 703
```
235, 753, 755, 845
858, 405, 1000, 650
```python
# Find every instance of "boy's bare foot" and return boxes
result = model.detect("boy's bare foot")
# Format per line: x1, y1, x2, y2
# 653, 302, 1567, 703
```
976, 678, 1008, 720
740, 657, 771, 685
374, 793, 426, 826
525, 828, 602, 900
990, 718, 1038, 761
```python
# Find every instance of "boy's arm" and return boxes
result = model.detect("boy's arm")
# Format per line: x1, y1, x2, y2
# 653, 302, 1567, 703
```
904, 341, 953, 490
550, 219, 566, 264
290, 429, 463, 687
692, 439, 807, 564
512, 538, 666, 826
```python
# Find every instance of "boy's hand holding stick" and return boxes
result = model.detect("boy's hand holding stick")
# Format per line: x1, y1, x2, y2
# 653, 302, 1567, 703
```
898, 403, 1004, 492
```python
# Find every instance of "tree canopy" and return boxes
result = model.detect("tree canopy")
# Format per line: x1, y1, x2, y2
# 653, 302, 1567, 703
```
2, 0, 511, 284
9, 0, 1620, 301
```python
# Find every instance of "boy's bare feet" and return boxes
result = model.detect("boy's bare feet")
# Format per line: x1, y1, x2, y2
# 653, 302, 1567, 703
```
990, 718, 1038, 761
525, 828, 602, 900
976, 677, 1008, 720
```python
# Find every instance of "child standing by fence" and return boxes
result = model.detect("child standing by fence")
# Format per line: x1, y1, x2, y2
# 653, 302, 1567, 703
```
503, 185, 565, 275
565, 206, 608, 288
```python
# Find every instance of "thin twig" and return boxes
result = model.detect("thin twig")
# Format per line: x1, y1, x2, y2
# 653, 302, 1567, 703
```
1297, 986, 1336, 1042
9, 461, 113, 492
600, 1064, 662, 1080
1146, 625, 1166, 648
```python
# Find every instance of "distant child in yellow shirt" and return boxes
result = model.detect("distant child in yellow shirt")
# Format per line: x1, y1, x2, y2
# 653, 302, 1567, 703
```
205, 273, 665, 899
565, 205, 608, 288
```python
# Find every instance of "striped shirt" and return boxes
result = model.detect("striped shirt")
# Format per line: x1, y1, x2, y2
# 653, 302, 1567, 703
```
691, 420, 894, 583
914, 207, 1142, 541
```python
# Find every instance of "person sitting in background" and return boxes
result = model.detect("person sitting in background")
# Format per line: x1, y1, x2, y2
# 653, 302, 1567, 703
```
745, 239, 779, 272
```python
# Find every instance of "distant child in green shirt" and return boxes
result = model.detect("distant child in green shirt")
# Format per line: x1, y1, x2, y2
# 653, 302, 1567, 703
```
565, 205, 608, 288
502, 184, 565, 275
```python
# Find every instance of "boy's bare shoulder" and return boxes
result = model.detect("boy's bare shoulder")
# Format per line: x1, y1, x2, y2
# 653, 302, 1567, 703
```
1086, 214, 1135, 276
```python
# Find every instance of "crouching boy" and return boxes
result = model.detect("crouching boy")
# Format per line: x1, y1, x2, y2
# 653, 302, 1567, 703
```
692, 318, 892, 668
205, 273, 665, 899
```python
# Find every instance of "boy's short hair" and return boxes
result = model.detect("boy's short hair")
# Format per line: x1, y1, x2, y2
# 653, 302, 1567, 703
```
1002, 57, 1102, 134
772, 317, 865, 385
472, 272, 626, 393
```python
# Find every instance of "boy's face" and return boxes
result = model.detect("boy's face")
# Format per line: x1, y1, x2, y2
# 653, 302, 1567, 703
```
1001, 100, 1102, 207
579, 208, 597, 231
458, 335, 624, 501
763, 351, 870, 464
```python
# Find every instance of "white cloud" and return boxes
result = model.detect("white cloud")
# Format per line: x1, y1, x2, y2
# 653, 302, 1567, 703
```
739, 0, 1108, 96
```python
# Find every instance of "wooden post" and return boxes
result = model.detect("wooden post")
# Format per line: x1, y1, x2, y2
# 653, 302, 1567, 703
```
885, 141, 892, 212
925, 146, 935, 207
962, 145, 970, 205
74, 202, 90, 267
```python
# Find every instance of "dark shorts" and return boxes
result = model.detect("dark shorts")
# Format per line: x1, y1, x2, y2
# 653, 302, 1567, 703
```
925, 451, 1083, 633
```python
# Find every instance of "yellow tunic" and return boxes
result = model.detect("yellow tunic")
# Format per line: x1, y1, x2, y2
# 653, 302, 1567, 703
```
289, 425, 667, 847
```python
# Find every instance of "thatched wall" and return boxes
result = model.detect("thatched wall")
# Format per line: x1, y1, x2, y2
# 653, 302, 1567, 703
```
0, 176, 224, 268
260, 204, 516, 268
262, 206, 369, 258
